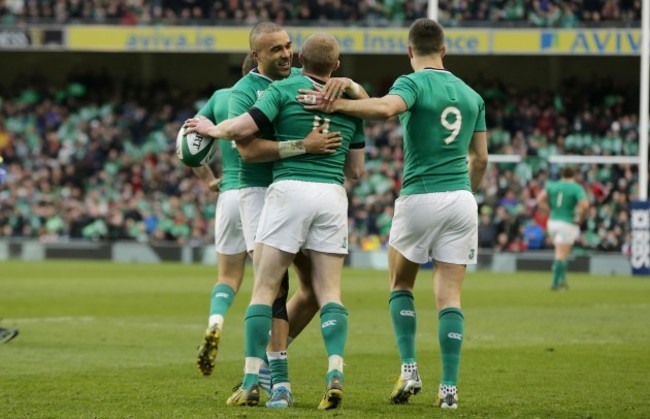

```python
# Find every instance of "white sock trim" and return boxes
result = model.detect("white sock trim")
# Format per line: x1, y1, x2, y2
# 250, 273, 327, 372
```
267, 351, 287, 361
244, 357, 263, 375
328, 355, 344, 374
208, 314, 224, 329
400, 362, 418, 379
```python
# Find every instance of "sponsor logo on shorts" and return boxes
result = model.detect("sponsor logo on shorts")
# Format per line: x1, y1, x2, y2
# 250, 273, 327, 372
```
214, 292, 230, 298
321, 320, 337, 328
447, 332, 463, 340
341, 237, 347, 249
400, 310, 416, 317
468, 249, 475, 260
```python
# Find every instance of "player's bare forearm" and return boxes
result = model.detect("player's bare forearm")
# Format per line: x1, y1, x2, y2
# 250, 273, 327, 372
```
192, 165, 215, 181
344, 149, 365, 180
191, 166, 220, 192
235, 137, 279, 163
468, 156, 488, 193
183, 114, 258, 140
574, 199, 590, 223
468, 131, 488, 192
334, 98, 395, 119
297, 91, 405, 120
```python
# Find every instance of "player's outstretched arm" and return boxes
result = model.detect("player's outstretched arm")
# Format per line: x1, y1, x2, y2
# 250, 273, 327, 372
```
235, 124, 342, 163
183, 114, 259, 141
296, 90, 406, 120
468, 131, 488, 193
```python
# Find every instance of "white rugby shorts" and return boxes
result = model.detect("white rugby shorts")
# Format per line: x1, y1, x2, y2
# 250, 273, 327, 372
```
239, 187, 267, 252
214, 189, 246, 255
256, 180, 349, 255
547, 219, 580, 245
389, 190, 478, 264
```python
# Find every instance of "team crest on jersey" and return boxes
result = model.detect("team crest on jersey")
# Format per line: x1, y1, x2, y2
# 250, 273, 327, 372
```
256, 90, 264, 98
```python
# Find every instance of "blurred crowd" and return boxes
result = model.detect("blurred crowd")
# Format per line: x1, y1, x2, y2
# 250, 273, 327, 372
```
0, 72, 640, 254
0, 0, 642, 27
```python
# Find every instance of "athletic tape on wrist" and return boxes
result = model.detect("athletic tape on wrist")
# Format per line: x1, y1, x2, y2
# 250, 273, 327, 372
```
278, 140, 307, 159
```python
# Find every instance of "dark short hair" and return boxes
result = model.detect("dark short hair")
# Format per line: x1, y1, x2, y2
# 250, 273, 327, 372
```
241, 53, 256, 75
408, 18, 444, 56
249, 21, 284, 50
561, 166, 575, 178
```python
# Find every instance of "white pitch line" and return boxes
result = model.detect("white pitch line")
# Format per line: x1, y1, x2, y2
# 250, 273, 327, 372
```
6, 316, 96, 323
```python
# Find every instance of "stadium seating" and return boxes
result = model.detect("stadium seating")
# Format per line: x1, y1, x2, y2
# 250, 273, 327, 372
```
0, 73, 638, 253
0, 0, 642, 27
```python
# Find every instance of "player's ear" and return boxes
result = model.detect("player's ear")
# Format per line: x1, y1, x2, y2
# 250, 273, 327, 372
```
407, 45, 414, 60
440, 44, 447, 59
299, 52, 305, 65
332, 60, 340, 72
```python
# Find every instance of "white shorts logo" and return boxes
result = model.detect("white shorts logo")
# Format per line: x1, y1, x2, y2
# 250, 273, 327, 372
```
447, 332, 463, 340
400, 310, 416, 317
321, 320, 337, 329
214, 292, 230, 298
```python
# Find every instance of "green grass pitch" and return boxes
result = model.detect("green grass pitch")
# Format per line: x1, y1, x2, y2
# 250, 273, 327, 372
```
1, 260, 649, 418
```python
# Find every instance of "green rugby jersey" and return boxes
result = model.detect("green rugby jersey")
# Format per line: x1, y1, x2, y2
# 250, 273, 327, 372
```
546, 181, 587, 223
250, 74, 365, 185
196, 88, 240, 192
229, 67, 302, 188
388, 68, 486, 195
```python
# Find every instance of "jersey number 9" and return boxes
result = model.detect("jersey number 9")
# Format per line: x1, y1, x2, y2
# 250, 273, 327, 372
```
441, 106, 462, 144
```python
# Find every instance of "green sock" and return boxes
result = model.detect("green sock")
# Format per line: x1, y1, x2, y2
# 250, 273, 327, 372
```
559, 260, 568, 284
209, 283, 235, 319
320, 303, 348, 383
243, 304, 272, 389
268, 351, 289, 386
438, 307, 464, 386
552, 260, 562, 288
389, 290, 416, 364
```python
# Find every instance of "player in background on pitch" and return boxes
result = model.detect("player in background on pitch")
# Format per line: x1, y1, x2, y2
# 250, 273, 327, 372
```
297, 18, 488, 409
536, 166, 589, 290
184, 32, 365, 410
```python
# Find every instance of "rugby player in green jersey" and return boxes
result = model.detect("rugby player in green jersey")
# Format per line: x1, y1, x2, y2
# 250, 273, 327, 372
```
297, 18, 488, 409
185, 23, 369, 409
192, 55, 256, 378
536, 166, 589, 290
192, 49, 340, 398
185, 32, 365, 410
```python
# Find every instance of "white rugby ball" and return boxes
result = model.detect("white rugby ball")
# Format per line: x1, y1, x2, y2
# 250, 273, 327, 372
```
176, 129, 218, 167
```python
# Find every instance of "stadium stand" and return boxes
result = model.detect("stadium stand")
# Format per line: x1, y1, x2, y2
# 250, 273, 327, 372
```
0, 72, 639, 253
0, 0, 642, 27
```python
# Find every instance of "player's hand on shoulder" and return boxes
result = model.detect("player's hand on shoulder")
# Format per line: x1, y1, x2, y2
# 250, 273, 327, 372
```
303, 124, 342, 155
322, 77, 351, 101
296, 88, 336, 114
